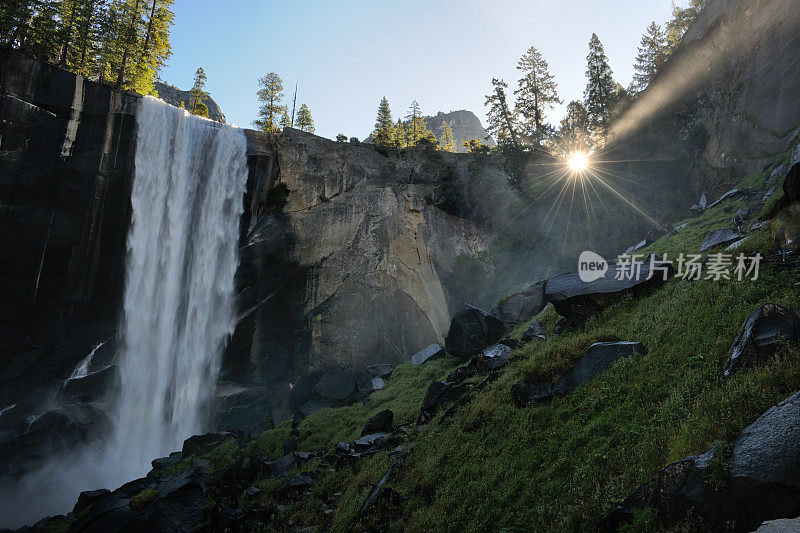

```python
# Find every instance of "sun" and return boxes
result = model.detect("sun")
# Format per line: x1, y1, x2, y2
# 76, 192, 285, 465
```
567, 151, 589, 172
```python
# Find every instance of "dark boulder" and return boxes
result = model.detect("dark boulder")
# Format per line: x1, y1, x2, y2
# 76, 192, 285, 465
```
722, 304, 799, 378
366, 363, 393, 379
61, 366, 120, 404
278, 473, 313, 496
755, 517, 800, 532
73, 489, 111, 515
370, 377, 386, 392
512, 342, 646, 407
181, 432, 237, 457
602, 391, 800, 532
151, 452, 182, 471
291, 400, 332, 428
444, 305, 505, 359
417, 381, 467, 424
545, 260, 670, 326
520, 319, 546, 342
362, 409, 393, 436
491, 281, 547, 325
410, 344, 445, 366
357, 451, 409, 519
313, 367, 357, 402
476, 343, 512, 371
700, 229, 745, 252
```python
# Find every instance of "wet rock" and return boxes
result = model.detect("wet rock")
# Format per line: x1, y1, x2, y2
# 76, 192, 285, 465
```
292, 400, 332, 428
410, 344, 445, 366
73, 489, 111, 515
283, 437, 299, 454
313, 367, 357, 402
491, 281, 547, 325
601, 391, 800, 532
520, 319, 546, 342
151, 452, 182, 470
370, 377, 386, 392
417, 381, 467, 424
444, 305, 505, 359
722, 304, 799, 378
366, 363, 394, 379
357, 451, 409, 519
181, 432, 236, 457
476, 343, 512, 371
545, 260, 670, 326
700, 228, 745, 252
512, 342, 646, 407
278, 473, 313, 496
61, 366, 119, 404
265, 453, 297, 479
362, 409, 393, 436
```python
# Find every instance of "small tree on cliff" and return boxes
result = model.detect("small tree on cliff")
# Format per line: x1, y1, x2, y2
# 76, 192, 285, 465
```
188, 66, 208, 116
254, 72, 284, 134
440, 120, 456, 152
279, 107, 291, 130
296, 103, 314, 133
485, 78, 519, 148
631, 21, 668, 94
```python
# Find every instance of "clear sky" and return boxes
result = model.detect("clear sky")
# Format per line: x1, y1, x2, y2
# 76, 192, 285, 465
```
160, 0, 685, 140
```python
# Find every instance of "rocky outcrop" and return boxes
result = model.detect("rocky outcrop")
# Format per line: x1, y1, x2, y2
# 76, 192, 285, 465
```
602, 391, 800, 532
422, 110, 495, 153
153, 81, 226, 123
721, 304, 799, 378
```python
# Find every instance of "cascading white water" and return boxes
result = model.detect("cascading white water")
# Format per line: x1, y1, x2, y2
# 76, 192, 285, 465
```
105, 95, 248, 480
0, 96, 248, 527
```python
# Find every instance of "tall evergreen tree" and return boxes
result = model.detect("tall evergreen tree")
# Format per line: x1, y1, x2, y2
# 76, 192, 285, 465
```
514, 45, 560, 146
484, 78, 519, 148
254, 72, 284, 134
296, 103, 314, 133
188, 66, 208, 116
373, 96, 395, 148
584, 33, 616, 136
440, 120, 456, 152
631, 21, 668, 94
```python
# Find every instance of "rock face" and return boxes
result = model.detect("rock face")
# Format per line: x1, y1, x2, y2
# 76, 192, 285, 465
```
512, 342, 646, 407
410, 344, 445, 366
722, 304, 799, 378
602, 391, 800, 532
153, 81, 226, 123
679, 0, 800, 187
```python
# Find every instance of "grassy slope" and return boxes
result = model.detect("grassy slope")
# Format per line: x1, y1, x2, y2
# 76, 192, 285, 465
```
235, 141, 800, 531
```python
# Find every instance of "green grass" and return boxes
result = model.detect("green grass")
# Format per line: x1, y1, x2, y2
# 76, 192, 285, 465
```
130, 488, 159, 512
390, 265, 800, 531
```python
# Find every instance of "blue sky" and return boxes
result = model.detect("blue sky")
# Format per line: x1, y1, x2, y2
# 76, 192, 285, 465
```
161, 0, 683, 139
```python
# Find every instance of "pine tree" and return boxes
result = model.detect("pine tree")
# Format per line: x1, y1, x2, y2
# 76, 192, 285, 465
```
514, 46, 561, 146
373, 97, 395, 148
631, 22, 668, 94
296, 103, 314, 133
440, 120, 456, 152
558, 100, 590, 151
584, 33, 616, 136
188, 67, 208, 116
395, 119, 408, 149
484, 78, 519, 148
279, 107, 291, 130
254, 72, 284, 134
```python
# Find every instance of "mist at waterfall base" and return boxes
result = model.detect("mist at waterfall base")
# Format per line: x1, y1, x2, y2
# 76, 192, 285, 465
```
0, 97, 248, 528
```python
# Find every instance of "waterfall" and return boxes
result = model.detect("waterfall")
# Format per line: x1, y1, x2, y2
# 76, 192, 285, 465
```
105, 95, 248, 480
0, 96, 248, 527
